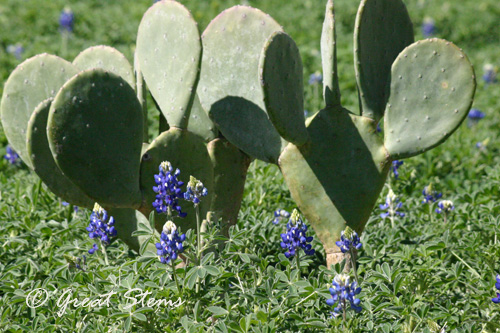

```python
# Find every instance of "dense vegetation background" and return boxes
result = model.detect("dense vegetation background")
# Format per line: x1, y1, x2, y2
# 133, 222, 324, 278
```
0, 0, 499, 331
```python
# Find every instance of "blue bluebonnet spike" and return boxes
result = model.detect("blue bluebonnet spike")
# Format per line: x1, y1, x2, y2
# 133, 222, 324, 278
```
380, 189, 405, 219
308, 72, 323, 85
422, 183, 442, 204
435, 200, 454, 214
86, 203, 117, 254
476, 138, 490, 151
390, 160, 403, 179
492, 274, 500, 304
6, 44, 23, 60
155, 221, 186, 264
62, 201, 79, 212
59, 7, 74, 32
421, 17, 436, 38
152, 161, 187, 217
280, 209, 315, 258
483, 64, 497, 84
336, 226, 362, 253
3, 145, 20, 165
273, 209, 290, 225
467, 108, 485, 128
376, 123, 382, 133
326, 274, 362, 314
468, 108, 485, 120
184, 176, 208, 206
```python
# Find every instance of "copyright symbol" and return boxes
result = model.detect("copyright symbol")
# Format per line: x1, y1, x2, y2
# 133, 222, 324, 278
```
26, 288, 49, 308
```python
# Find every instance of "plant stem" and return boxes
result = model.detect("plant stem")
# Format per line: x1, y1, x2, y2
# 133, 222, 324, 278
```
296, 253, 301, 279
429, 204, 434, 223
195, 205, 201, 264
350, 249, 358, 284
100, 241, 109, 266
171, 260, 181, 296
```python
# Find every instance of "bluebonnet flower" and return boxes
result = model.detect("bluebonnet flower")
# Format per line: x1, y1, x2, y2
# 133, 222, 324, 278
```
468, 108, 485, 120
376, 123, 382, 133
476, 138, 490, 151
422, 184, 442, 204
273, 209, 290, 225
3, 145, 20, 165
435, 200, 454, 214
391, 160, 403, 179
492, 274, 500, 304
483, 64, 497, 84
280, 209, 315, 258
6, 44, 23, 60
336, 226, 362, 253
304, 109, 309, 118
421, 17, 436, 38
308, 72, 323, 85
152, 161, 186, 217
62, 201, 79, 212
86, 203, 117, 254
326, 274, 362, 314
380, 189, 405, 219
156, 221, 186, 264
184, 176, 208, 206
59, 7, 74, 32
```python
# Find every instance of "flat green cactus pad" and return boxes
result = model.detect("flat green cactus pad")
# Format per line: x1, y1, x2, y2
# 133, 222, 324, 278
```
198, 6, 285, 164
48, 69, 143, 208
354, 0, 414, 121
384, 39, 476, 159
0, 54, 78, 168
139, 128, 214, 233
107, 208, 157, 253
188, 94, 219, 143
26, 98, 94, 208
136, 0, 201, 129
321, 0, 341, 107
73, 45, 136, 90
260, 31, 309, 146
207, 138, 251, 232
279, 106, 389, 251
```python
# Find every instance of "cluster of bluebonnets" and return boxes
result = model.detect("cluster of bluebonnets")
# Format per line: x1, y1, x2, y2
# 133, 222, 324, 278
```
86, 203, 117, 255
152, 161, 187, 217
1, 5, 498, 327
279, 209, 315, 258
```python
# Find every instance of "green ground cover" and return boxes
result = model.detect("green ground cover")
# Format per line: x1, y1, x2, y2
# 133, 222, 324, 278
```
0, 0, 499, 331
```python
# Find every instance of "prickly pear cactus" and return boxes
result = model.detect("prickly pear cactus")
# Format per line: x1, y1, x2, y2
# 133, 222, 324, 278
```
199, 0, 476, 267
0, 0, 251, 251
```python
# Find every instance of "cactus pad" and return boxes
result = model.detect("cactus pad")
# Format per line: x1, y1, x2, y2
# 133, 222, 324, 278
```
198, 6, 284, 163
48, 69, 143, 208
279, 107, 389, 251
384, 39, 476, 159
188, 94, 219, 143
260, 31, 309, 146
73, 45, 136, 90
0, 54, 78, 168
136, 0, 202, 129
354, 0, 414, 120
139, 128, 213, 232
207, 138, 251, 232
26, 98, 94, 207
321, 0, 341, 107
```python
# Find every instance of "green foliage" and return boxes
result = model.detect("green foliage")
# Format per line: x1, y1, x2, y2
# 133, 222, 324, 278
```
0, 0, 499, 331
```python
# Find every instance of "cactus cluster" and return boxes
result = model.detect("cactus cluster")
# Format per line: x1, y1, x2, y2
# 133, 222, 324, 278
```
0, 0, 476, 266
196, 0, 476, 267
0, 1, 251, 251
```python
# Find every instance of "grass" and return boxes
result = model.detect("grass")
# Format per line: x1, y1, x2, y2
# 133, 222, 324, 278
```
0, 0, 499, 331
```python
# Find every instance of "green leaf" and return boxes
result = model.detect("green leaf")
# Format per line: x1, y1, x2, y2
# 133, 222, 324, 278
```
207, 306, 229, 317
